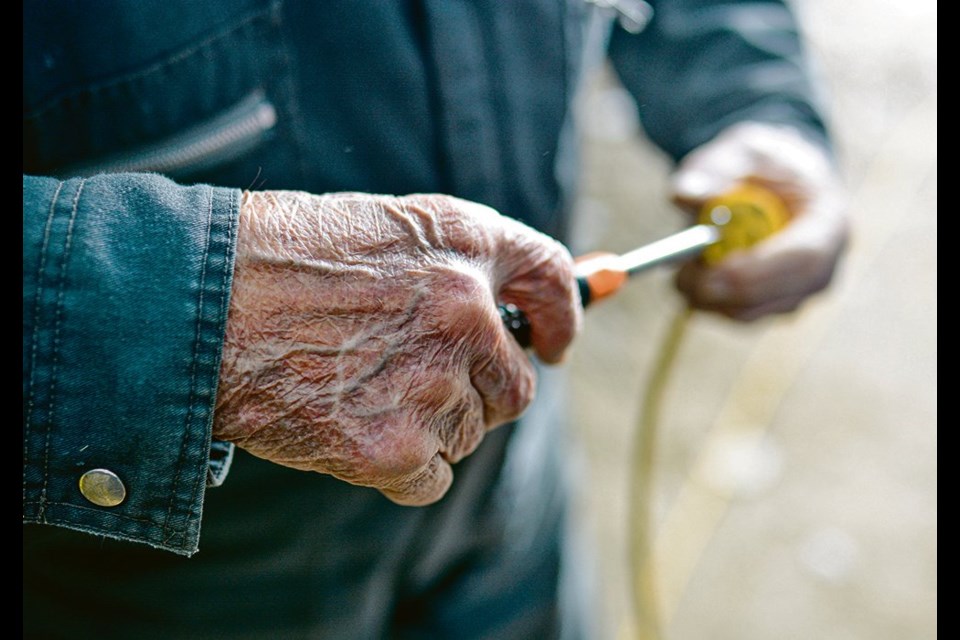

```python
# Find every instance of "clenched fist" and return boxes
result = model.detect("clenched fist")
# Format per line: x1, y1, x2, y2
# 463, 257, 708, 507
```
213, 191, 580, 506
670, 122, 851, 321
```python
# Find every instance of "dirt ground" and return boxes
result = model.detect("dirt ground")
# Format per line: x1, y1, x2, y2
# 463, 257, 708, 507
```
564, 1, 937, 638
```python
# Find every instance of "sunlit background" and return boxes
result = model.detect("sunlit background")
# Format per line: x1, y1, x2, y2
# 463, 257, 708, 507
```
564, 0, 936, 638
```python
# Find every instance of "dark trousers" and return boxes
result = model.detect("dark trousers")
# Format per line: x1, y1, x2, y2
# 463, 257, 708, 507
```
24, 368, 592, 640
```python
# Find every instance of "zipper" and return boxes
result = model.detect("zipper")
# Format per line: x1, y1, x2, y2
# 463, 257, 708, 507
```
59, 90, 277, 178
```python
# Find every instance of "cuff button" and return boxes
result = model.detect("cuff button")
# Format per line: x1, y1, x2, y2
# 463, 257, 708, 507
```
79, 469, 126, 507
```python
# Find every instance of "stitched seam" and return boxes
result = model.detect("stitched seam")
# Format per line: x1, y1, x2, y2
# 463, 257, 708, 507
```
40, 179, 85, 513
24, 8, 270, 120
24, 179, 64, 511
184, 190, 239, 520
24, 500, 176, 528
163, 187, 214, 534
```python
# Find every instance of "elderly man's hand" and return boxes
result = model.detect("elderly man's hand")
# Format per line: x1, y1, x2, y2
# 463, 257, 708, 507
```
670, 122, 851, 321
213, 191, 580, 505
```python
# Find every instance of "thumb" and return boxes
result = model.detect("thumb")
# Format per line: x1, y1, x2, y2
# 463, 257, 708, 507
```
672, 169, 733, 200
669, 129, 756, 212
670, 151, 751, 213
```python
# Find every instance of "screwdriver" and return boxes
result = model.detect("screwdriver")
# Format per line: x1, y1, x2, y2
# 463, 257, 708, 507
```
500, 184, 789, 347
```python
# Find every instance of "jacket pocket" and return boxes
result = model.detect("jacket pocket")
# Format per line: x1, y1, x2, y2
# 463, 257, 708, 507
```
23, 1, 287, 181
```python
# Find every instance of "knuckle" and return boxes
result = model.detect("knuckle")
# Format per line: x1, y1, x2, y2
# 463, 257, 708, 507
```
434, 400, 486, 462
352, 419, 436, 484
506, 366, 536, 416
486, 357, 536, 424
380, 455, 452, 506
427, 265, 499, 341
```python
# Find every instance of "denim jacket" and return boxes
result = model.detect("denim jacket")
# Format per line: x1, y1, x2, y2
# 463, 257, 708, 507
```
23, 0, 828, 556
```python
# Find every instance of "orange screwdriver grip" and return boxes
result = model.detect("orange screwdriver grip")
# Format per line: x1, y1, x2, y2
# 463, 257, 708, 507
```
575, 252, 628, 305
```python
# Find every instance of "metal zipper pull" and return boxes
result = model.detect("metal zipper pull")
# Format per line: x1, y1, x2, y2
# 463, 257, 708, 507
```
585, 0, 654, 34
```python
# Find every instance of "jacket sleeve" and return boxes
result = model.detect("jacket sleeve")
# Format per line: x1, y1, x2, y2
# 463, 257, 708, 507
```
23, 172, 240, 556
607, 0, 833, 161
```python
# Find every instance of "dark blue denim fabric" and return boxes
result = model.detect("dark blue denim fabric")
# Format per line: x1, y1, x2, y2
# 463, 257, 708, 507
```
23, 1, 829, 636
23, 174, 240, 556
609, 0, 832, 159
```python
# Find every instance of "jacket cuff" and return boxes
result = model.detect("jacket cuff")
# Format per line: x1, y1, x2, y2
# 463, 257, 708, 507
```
23, 174, 241, 556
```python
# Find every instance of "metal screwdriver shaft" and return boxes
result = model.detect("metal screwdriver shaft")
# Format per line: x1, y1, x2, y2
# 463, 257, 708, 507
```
498, 184, 789, 349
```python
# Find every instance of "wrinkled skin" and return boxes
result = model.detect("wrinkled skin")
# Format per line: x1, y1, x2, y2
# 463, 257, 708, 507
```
214, 191, 580, 506
671, 122, 851, 321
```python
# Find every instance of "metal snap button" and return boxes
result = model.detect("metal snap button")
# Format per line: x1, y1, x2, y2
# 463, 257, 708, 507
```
78, 468, 126, 507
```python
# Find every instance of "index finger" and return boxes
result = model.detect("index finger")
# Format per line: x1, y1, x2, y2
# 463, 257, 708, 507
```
494, 226, 581, 363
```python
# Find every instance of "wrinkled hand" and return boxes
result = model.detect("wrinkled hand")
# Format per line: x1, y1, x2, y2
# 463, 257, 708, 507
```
213, 191, 580, 505
670, 122, 850, 320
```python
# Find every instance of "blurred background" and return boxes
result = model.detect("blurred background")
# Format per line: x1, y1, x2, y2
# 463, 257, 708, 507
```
564, 0, 936, 638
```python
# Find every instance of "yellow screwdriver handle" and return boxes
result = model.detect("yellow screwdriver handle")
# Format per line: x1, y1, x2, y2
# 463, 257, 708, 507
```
501, 184, 790, 347
698, 183, 789, 265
